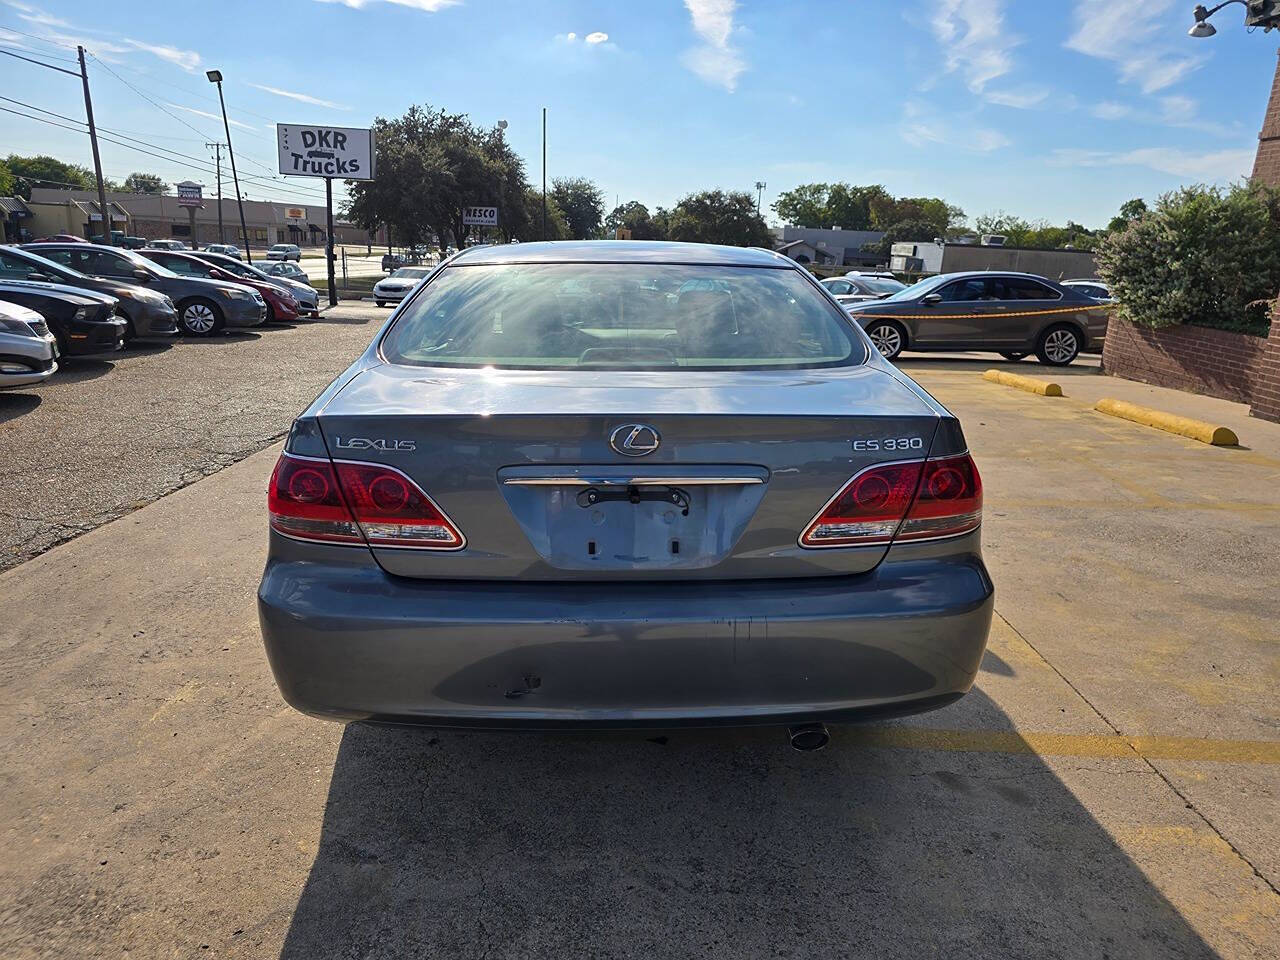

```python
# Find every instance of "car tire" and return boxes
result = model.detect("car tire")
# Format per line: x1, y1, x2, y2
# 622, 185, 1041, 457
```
1036, 324, 1081, 366
117, 309, 136, 342
865, 320, 907, 360
178, 298, 225, 337
265, 302, 278, 324
999, 351, 1028, 362
376, 300, 386, 308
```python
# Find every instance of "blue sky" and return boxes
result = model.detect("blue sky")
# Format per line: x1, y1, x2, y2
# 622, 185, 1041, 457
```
1, 0, 1277, 228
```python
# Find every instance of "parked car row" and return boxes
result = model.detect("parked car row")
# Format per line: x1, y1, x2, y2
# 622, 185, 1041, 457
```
0, 240, 321, 390
838, 270, 1113, 366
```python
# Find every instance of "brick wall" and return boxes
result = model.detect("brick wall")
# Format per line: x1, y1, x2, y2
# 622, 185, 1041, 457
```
1250, 314, 1280, 422
1252, 48, 1280, 187
1102, 315, 1269, 405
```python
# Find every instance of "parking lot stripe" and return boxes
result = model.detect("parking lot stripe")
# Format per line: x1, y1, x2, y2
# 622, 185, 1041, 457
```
843, 726, 1280, 763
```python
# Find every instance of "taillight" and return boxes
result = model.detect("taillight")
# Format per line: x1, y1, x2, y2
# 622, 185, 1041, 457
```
896, 453, 982, 541
268, 453, 464, 549
268, 454, 363, 543
799, 453, 981, 548
332, 460, 464, 548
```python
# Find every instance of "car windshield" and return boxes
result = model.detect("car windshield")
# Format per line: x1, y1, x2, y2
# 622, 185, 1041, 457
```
391, 268, 430, 279
120, 250, 179, 278
858, 277, 906, 295
4, 247, 85, 281
883, 275, 947, 301
381, 263, 862, 370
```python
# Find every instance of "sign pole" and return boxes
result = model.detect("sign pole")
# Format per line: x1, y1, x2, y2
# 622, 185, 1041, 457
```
325, 177, 337, 308
187, 206, 198, 249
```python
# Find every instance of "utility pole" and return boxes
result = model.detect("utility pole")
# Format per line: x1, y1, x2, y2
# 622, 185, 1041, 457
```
77, 46, 112, 245
540, 106, 545, 241
205, 141, 225, 242
755, 180, 767, 216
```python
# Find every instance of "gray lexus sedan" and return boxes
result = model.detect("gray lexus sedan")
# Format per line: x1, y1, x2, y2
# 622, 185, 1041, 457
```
258, 241, 993, 746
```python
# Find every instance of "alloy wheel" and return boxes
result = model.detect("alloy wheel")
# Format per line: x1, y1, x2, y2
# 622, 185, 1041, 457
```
1043, 329, 1078, 364
868, 324, 903, 359
183, 302, 216, 335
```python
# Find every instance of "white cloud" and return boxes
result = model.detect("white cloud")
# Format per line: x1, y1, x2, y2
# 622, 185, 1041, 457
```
681, 0, 746, 92
1065, 0, 1204, 93
984, 85, 1050, 109
584, 31, 608, 44
1091, 101, 1132, 120
1049, 146, 1254, 179
249, 83, 350, 110
312, 0, 458, 11
166, 102, 256, 132
930, 0, 1019, 93
122, 38, 200, 72
901, 118, 1010, 152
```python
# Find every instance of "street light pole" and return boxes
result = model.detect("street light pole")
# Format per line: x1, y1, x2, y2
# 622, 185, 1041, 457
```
755, 180, 767, 216
542, 107, 547, 241
77, 46, 112, 245
206, 70, 252, 263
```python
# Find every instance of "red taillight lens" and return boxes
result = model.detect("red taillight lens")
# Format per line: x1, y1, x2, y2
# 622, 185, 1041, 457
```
799, 452, 982, 548
333, 461, 464, 548
268, 454, 363, 543
897, 453, 982, 541
800, 460, 924, 547
268, 453, 464, 549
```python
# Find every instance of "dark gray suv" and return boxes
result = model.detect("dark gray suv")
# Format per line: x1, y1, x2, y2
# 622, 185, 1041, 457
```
24, 243, 266, 336
0, 244, 178, 340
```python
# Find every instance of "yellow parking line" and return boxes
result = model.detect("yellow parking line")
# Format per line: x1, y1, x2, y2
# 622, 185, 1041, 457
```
844, 726, 1280, 764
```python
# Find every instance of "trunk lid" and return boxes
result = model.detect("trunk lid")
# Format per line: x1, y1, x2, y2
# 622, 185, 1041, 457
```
315, 363, 940, 580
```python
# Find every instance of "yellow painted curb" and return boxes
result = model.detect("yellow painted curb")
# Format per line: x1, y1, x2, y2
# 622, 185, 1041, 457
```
983, 369, 1063, 397
1094, 398, 1239, 446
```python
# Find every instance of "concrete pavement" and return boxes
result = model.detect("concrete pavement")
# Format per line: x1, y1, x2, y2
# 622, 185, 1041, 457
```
1, 343, 1277, 958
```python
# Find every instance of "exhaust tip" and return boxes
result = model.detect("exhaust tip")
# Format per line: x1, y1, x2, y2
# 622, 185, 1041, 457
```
788, 722, 830, 752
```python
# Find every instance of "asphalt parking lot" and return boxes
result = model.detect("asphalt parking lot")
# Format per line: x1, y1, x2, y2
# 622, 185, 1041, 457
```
2, 310, 1277, 958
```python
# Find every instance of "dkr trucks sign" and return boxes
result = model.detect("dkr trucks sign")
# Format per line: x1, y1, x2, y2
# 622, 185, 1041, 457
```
276, 124, 375, 180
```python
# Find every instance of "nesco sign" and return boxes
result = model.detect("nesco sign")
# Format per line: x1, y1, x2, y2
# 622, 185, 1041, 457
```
276, 124, 375, 180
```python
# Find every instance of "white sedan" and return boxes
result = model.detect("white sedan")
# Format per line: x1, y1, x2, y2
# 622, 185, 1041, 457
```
373, 266, 431, 307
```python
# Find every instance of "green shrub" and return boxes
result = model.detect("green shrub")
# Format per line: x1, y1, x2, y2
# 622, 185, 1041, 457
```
1096, 183, 1280, 336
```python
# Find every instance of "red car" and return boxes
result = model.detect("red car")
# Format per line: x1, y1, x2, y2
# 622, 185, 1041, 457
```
137, 249, 301, 323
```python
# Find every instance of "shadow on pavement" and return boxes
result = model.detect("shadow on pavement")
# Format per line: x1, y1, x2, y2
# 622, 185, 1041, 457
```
52, 357, 114, 383
895, 354, 1102, 375
280, 690, 1213, 959
314, 309, 381, 325
178, 331, 262, 344
0, 391, 42, 422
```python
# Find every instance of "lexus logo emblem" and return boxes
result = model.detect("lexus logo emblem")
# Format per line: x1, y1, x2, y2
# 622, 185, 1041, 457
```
609, 423, 661, 457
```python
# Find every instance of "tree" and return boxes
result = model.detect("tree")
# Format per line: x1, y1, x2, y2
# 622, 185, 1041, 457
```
1107, 197, 1148, 233
121, 172, 167, 195
771, 182, 830, 226
603, 200, 665, 240
1097, 183, 1280, 335
550, 177, 605, 239
343, 104, 527, 254
663, 190, 772, 247
0, 159, 13, 196
974, 211, 1034, 246
2, 154, 95, 198
515, 186, 568, 241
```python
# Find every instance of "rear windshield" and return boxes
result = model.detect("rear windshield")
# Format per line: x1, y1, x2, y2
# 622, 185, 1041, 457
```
380, 263, 863, 370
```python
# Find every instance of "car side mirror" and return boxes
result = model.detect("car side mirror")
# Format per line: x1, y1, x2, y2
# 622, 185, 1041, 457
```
921, 293, 942, 305
132, 269, 151, 282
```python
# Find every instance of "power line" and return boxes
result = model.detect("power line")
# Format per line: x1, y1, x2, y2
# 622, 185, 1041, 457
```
0, 41, 78, 63
0, 46, 79, 75
3, 104, 338, 205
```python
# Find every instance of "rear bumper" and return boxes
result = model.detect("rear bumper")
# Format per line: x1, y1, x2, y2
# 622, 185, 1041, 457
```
258, 549, 994, 728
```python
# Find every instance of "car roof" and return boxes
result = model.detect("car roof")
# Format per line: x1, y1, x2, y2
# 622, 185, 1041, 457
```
449, 240, 792, 267
26, 241, 130, 254
0, 278, 114, 302
929, 270, 1060, 283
